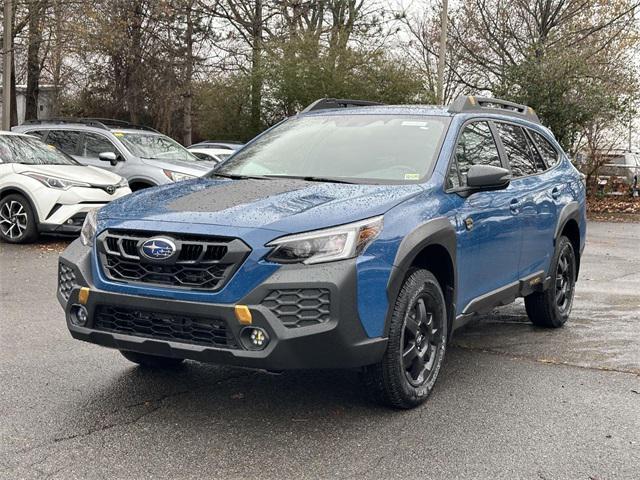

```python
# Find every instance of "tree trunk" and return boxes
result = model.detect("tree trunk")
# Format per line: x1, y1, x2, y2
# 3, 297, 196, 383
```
10, 51, 18, 126
183, 2, 194, 146
50, 0, 62, 116
126, 1, 145, 124
249, 0, 263, 136
25, 1, 46, 121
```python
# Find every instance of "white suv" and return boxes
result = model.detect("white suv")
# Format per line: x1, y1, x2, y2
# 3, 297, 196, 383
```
0, 131, 131, 243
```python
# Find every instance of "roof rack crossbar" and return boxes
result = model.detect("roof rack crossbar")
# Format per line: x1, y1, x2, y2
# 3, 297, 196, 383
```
302, 98, 384, 113
448, 95, 540, 124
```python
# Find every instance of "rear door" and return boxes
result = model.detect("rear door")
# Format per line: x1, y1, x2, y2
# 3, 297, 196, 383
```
45, 130, 82, 161
494, 122, 558, 280
446, 120, 524, 314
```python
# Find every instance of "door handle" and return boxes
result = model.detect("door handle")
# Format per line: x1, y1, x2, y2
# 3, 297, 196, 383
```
551, 187, 561, 199
510, 198, 520, 213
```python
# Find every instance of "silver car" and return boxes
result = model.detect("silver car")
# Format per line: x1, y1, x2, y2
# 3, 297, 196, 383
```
12, 119, 216, 190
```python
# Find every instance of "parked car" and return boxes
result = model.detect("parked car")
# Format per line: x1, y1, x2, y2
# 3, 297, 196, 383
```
57, 96, 586, 409
13, 118, 215, 191
190, 141, 243, 151
187, 145, 238, 164
0, 131, 131, 243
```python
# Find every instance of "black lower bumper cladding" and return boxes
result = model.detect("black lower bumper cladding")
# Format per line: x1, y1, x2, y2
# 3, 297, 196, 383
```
58, 239, 387, 370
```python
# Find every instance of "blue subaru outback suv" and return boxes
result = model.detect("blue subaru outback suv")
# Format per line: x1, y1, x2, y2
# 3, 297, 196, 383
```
57, 96, 586, 409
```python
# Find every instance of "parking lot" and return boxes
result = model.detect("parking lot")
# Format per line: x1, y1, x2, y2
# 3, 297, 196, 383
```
1, 220, 639, 479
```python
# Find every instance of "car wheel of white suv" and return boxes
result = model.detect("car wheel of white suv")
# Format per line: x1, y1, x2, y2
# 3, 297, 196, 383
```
0, 194, 39, 243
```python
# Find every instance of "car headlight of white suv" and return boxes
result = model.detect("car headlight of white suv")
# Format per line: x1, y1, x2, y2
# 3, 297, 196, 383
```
163, 170, 196, 182
22, 172, 91, 190
80, 209, 98, 246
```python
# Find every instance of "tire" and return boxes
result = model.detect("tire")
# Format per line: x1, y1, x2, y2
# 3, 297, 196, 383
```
364, 269, 448, 409
120, 350, 184, 368
525, 235, 576, 328
0, 194, 39, 244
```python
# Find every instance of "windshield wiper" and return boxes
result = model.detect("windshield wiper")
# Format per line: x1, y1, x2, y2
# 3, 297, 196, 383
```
262, 175, 355, 184
211, 172, 271, 180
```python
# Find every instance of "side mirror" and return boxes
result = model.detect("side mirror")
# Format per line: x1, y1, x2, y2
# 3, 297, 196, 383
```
466, 164, 511, 190
98, 151, 120, 166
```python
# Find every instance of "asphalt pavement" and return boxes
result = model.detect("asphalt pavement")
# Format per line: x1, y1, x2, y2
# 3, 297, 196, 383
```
1, 221, 639, 479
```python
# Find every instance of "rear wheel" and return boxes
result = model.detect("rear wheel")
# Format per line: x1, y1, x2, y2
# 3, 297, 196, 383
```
525, 235, 576, 328
364, 269, 447, 409
0, 194, 39, 243
120, 350, 184, 368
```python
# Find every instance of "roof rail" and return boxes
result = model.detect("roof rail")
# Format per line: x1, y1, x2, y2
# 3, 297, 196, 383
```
21, 117, 160, 133
302, 98, 384, 113
448, 95, 540, 124
22, 118, 110, 130
84, 118, 160, 133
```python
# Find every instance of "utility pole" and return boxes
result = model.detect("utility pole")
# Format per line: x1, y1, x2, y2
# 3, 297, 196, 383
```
2, 0, 12, 130
436, 0, 448, 105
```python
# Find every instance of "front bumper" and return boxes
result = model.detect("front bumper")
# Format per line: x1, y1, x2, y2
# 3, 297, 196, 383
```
57, 240, 387, 370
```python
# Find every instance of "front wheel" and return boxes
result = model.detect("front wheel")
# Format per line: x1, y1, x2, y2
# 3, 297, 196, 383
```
525, 235, 576, 328
364, 269, 448, 409
0, 194, 39, 243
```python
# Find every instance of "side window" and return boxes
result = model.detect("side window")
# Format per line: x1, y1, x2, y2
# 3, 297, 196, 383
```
525, 133, 547, 172
81, 132, 118, 158
529, 130, 559, 168
450, 121, 501, 187
26, 130, 48, 140
46, 130, 81, 156
495, 122, 537, 177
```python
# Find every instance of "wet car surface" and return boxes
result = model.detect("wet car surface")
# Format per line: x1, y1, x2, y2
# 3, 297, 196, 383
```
1, 221, 638, 479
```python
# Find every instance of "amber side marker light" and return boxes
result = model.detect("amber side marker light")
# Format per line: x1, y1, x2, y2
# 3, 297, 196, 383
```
78, 287, 90, 305
234, 305, 253, 325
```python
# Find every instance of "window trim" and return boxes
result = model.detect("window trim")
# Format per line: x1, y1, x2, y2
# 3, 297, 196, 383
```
78, 131, 124, 160
443, 117, 508, 195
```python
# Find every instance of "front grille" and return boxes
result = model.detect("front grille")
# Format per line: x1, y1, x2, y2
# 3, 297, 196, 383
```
58, 262, 76, 300
94, 305, 238, 348
97, 230, 250, 291
261, 288, 331, 328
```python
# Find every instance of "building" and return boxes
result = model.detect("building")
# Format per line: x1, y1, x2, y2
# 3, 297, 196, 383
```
0, 84, 59, 126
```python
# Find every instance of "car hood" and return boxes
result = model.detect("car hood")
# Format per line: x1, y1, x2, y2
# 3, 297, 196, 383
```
140, 158, 216, 175
99, 177, 424, 233
12, 163, 123, 184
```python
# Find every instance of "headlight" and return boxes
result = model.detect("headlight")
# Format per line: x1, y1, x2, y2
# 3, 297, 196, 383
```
116, 177, 129, 188
22, 172, 91, 190
164, 170, 196, 182
80, 209, 98, 246
266, 216, 383, 265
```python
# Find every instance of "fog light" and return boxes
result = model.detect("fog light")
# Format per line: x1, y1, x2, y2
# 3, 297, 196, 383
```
71, 305, 88, 326
240, 327, 269, 351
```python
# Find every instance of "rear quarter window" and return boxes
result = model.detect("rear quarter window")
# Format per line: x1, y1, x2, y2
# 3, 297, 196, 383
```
529, 130, 560, 168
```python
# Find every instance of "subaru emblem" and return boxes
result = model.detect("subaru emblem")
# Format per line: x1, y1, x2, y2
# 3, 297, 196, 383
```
140, 238, 176, 260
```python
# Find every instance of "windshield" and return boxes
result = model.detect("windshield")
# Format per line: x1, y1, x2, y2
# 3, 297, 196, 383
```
0, 135, 79, 165
213, 114, 450, 183
115, 132, 201, 162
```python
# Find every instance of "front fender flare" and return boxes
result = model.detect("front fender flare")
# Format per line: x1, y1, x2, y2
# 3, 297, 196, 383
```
384, 217, 457, 336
